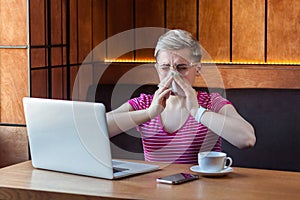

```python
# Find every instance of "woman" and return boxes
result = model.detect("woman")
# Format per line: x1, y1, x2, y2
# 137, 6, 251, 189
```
106, 29, 256, 164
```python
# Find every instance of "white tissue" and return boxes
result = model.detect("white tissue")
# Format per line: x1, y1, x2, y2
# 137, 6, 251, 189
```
171, 80, 185, 96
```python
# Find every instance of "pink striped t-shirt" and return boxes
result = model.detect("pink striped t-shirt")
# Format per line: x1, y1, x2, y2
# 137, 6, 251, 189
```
128, 91, 231, 164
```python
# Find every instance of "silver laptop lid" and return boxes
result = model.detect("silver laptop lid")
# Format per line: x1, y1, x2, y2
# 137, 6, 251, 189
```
23, 97, 115, 179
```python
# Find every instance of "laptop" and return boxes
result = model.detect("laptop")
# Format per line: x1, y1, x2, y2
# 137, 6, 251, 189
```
23, 97, 159, 179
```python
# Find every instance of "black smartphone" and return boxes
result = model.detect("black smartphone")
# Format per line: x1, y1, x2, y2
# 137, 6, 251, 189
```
156, 173, 199, 185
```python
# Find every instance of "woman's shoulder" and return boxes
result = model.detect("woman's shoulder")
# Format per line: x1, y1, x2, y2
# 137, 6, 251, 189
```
196, 89, 231, 111
196, 90, 225, 99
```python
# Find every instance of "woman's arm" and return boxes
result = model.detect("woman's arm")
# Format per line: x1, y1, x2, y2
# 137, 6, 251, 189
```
106, 102, 151, 138
199, 104, 256, 149
106, 83, 172, 138
173, 74, 256, 149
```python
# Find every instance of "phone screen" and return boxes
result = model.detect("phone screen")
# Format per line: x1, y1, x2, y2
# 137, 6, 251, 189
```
156, 173, 199, 185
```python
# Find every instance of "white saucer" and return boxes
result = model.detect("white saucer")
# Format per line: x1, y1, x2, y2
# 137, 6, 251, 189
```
190, 166, 233, 177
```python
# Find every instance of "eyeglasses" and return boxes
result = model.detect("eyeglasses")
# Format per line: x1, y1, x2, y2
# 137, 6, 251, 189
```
155, 62, 199, 76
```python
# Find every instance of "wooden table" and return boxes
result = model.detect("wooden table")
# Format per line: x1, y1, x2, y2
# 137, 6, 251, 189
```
0, 161, 299, 200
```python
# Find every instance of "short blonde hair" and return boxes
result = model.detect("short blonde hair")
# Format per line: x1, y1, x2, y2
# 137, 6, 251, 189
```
154, 29, 202, 62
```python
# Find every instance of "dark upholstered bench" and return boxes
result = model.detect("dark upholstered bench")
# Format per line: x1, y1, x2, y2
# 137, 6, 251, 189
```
87, 84, 300, 172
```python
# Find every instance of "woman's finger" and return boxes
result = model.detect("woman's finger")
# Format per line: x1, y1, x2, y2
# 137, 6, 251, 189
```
158, 74, 173, 89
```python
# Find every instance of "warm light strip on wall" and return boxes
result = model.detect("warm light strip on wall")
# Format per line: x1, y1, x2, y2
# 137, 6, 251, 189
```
104, 59, 300, 66
104, 59, 155, 63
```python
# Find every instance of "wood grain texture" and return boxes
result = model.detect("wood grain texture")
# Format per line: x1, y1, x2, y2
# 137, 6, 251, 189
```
194, 65, 300, 89
29, 0, 45, 46
52, 68, 64, 99
95, 63, 300, 89
78, 0, 93, 63
166, 0, 197, 38
135, 0, 165, 60
30, 48, 46, 68
0, 126, 29, 168
0, 161, 300, 200
267, 0, 300, 62
0, 49, 28, 124
31, 69, 47, 98
97, 63, 158, 85
232, 0, 265, 62
107, 0, 134, 60
70, 66, 80, 100
0, 0, 27, 45
51, 0, 63, 45
92, 0, 106, 62
199, 0, 230, 62
69, 0, 79, 64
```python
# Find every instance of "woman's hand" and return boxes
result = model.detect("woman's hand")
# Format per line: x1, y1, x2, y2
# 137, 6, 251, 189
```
147, 75, 173, 118
173, 73, 199, 117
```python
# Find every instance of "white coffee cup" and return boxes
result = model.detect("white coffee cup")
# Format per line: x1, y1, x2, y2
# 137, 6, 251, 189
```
198, 151, 233, 172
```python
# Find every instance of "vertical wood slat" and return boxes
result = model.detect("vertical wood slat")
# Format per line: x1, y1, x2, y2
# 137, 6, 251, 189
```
107, 0, 134, 60
135, 0, 165, 60
75, 0, 93, 100
31, 70, 48, 98
51, 0, 63, 45
166, 0, 197, 38
68, 0, 79, 99
92, 0, 106, 63
69, 0, 78, 65
70, 66, 80, 100
51, 0, 64, 99
29, 0, 44, 46
30, 0, 46, 69
92, 0, 106, 86
0, 49, 28, 124
267, 0, 300, 62
199, 0, 230, 62
232, 0, 265, 62
77, 0, 92, 63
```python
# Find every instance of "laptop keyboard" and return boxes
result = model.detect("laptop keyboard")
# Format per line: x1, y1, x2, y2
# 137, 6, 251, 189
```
113, 167, 129, 173
112, 160, 129, 173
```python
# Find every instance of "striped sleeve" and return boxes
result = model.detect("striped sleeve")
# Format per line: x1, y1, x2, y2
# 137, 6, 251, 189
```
210, 92, 232, 112
128, 93, 153, 111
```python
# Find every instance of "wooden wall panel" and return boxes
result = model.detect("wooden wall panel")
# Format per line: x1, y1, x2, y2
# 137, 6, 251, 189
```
78, 0, 92, 63
69, 0, 78, 64
30, 49, 46, 68
0, 0, 27, 45
267, 0, 300, 62
26, 0, 300, 106
92, 0, 106, 62
199, 0, 230, 62
232, 0, 265, 62
0, 49, 28, 124
62, 0, 67, 45
51, 0, 63, 45
166, 0, 197, 38
135, 0, 165, 60
31, 70, 47, 98
195, 65, 300, 89
101, 64, 300, 89
70, 66, 80, 100
29, 0, 45, 46
107, 0, 134, 60
52, 68, 64, 99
